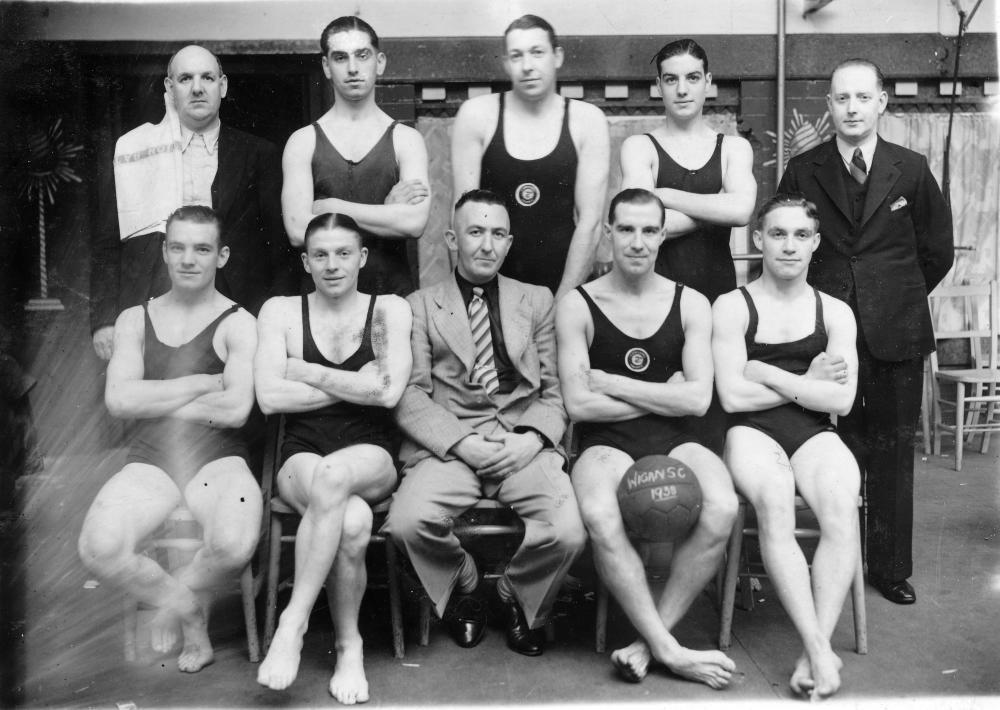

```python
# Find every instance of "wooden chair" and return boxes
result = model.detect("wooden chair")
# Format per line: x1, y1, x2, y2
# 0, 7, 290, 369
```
928, 280, 1000, 471
123, 506, 262, 662
717, 493, 867, 655
260, 416, 405, 659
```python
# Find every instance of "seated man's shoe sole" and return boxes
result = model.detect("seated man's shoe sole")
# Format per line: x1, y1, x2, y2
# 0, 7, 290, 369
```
872, 577, 916, 605
500, 596, 543, 656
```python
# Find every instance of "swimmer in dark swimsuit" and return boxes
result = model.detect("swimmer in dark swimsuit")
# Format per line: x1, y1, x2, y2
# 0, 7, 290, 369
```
713, 194, 860, 700
79, 205, 261, 675
254, 212, 412, 703
557, 189, 737, 690
281, 16, 429, 299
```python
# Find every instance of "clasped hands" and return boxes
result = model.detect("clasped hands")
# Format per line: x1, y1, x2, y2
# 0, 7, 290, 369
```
454, 431, 544, 481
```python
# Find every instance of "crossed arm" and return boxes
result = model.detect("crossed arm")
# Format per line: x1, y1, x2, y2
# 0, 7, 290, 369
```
281, 123, 431, 247
555, 287, 715, 423
105, 306, 258, 428
253, 295, 413, 415
620, 133, 757, 239
712, 291, 858, 417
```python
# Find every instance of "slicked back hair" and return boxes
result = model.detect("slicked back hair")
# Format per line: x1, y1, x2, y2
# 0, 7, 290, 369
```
503, 14, 558, 51
320, 16, 380, 56
608, 188, 666, 227
165, 205, 222, 246
651, 38, 708, 75
304, 212, 364, 250
755, 193, 821, 233
454, 188, 508, 216
830, 57, 885, 89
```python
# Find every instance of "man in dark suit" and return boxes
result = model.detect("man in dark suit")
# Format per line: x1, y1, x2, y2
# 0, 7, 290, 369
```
91, 45, 290, 360
778, 58, 954, 604
384, 189, 585, 656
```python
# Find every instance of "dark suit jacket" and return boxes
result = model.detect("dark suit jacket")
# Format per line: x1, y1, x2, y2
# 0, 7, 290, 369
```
90, 125, 293, 332
395, 274, 566, 470
778, 136, 954, 362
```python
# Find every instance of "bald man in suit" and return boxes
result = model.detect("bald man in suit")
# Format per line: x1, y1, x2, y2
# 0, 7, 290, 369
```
778, 58, 953, 605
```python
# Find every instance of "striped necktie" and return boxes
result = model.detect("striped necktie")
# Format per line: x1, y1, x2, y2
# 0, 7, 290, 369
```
469, 286, 500, 396
849, 147, 868, 185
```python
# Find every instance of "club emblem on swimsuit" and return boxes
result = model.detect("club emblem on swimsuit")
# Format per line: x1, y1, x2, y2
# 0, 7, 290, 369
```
625, 347, 650, 373
515, 182, 540, 207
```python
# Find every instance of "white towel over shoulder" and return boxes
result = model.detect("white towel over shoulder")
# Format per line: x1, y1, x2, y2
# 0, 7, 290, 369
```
113, 93, 184, 241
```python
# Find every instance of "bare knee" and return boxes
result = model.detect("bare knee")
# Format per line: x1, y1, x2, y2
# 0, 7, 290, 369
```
699, 486, 739, 542
578, 498, 624, 549
203, 525, 258, 571
308, 457, 354, 510
813, 491, 859, 542
78, 520, 131, 577
339, 503, 374, 558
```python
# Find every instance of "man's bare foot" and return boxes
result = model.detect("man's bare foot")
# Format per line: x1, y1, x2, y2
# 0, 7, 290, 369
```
790, 654, 815, 695
659, 647, 736, 690
610, 640, 651, 683
177, 604, 214, 673
802, 647, 843, 700
257, 616, 307, 691
328, 641, 369, 705
150, 609, 180, 654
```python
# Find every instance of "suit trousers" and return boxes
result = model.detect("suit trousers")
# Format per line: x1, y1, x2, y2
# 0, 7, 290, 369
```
384, 447, 585, 629
837, 342, 923, 582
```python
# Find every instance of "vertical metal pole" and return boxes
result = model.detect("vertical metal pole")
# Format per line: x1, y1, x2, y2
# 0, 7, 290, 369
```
776, 0, 786, 182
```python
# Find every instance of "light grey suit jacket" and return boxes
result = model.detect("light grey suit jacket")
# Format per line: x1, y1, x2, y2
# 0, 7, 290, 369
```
395, 273, 567, 470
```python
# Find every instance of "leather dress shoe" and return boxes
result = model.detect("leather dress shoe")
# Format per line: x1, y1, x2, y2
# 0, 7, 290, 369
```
498, 595, 543, 656
871, 576, 916, 605
444, 592, 487, 648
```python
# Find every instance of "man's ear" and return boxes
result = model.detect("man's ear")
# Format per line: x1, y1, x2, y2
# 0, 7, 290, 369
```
444, 229, 458, 251
217, 245, 230, 268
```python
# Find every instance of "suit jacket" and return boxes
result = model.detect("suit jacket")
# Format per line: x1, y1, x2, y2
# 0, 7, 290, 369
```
778, 136, 954, 362
395, 274, 567, 470
90, 125, 294, 332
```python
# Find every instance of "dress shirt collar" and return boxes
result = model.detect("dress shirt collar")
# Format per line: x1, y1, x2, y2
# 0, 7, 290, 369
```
455, 270, 500, 308
180, 121, 221, 155
835, 133, 877, 173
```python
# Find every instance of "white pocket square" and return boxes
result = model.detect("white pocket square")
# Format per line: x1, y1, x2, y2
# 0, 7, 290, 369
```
890, 197, 908, 212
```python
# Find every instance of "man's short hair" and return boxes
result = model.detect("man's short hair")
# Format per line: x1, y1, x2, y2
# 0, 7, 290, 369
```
166, 46, 224, 78
165, 205, 222, 245
830, 58, 885, 89
320, 16, 380, 55
651, 38, 709, 75
454, 188, 508, 215
304, 212, 364, 250
503, 14, 558, 50
754, 193, 821, 233
608, 188, 666, 227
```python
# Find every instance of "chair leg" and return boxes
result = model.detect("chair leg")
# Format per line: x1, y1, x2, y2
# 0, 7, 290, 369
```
263, 515, 283, 654
240, 564, 260, 662
718, 502, 745, 652
595, 580, 608, 654
851, 539, 868, 655
955, 385, 966, 471
419, 596, 431, 646
385, 537, 405, 659
123, 595, 138, 663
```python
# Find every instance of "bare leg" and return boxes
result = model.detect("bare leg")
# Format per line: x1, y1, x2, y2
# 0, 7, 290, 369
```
170, 457, 261, 673
573, 447, 735, 689
257, 446, 395, 691
78, 464, 202, 647
790, 433, 861, 699
725, 427, 843, 699
327, 496, 373, 705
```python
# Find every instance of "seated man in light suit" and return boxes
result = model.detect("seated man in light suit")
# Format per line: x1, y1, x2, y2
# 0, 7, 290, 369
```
384, 189, 586, 656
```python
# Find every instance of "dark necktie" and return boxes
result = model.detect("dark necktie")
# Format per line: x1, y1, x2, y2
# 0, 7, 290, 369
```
468, 287, 500, 396
849, 147, 868, 185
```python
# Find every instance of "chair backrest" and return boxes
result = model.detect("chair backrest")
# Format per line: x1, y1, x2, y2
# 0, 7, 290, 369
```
928, 280, 999, 370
